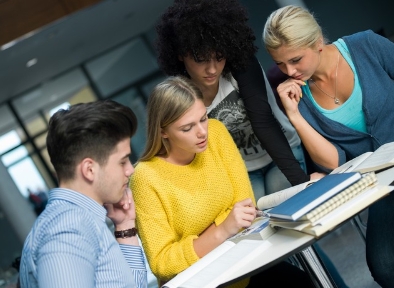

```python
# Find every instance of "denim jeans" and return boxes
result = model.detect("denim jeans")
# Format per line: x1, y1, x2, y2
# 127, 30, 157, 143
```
248, 145, 307, 200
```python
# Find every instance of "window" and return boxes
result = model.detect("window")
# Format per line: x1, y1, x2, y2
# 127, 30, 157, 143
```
112, 88, 147, 161
0, 131, 48, 197
85, 37, 159, 97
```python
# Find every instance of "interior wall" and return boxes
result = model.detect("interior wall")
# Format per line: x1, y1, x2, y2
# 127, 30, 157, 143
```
240, 0, 394, 71
0, 0, 101, 46
303, 0, 394, 39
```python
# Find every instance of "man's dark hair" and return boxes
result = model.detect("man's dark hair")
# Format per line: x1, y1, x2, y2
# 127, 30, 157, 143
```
46, 100, 137, 182
156, 0, 257, 77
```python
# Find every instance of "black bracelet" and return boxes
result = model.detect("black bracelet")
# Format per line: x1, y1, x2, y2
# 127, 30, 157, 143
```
114, 227, 138, 238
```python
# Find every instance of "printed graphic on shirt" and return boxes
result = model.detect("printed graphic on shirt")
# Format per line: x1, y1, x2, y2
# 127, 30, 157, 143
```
208, 90, 266, 161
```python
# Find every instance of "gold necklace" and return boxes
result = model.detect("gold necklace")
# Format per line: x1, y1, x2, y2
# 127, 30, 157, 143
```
310, 52, 341, 105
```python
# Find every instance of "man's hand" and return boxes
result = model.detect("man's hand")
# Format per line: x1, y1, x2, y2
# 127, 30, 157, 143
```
105, 187, 136, 230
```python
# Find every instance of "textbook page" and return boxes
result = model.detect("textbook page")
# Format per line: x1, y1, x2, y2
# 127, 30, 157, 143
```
178, 240, 272, 288
162, 219, 274, 288
257, 178, 319, 210
227, 217, 276, 243
162, 241, 235, 288
330, 152, 371, 174
331, 142, 394, 174
376, 166, 394, 186
355, 142, 394, 173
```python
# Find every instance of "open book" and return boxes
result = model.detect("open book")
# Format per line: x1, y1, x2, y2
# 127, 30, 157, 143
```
257, 178, 319, 210
331, 141, 394, 174
258, 141, 394, 212
226, 217, 276, 243
162, 217, 275, 288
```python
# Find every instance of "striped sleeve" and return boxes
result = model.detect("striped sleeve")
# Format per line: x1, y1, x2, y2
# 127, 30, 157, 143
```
119, 244, 147, 288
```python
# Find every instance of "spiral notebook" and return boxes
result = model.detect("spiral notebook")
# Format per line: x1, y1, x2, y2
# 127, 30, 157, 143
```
269, 174, 392, 237
268, 172, 362, 221
300, 172, 377, 224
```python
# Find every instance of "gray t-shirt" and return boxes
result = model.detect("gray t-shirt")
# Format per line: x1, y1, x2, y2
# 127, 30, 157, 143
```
206, 72, 300, 171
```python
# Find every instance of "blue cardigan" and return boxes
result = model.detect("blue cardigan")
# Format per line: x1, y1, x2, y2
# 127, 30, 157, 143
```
299, 30, 394, 170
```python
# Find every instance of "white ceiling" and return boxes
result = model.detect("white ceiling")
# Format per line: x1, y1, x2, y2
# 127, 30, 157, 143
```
0, 0, 173, 104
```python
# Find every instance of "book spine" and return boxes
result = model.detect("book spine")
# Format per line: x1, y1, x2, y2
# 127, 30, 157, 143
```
304, 173, 377, 223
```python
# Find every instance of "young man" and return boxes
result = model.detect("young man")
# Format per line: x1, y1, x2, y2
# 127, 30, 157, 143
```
19, 100, 147, 288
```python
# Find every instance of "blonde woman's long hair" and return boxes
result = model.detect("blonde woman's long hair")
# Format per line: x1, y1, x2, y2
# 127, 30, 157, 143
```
139, 76, 204, 162
263, 5, 324, 51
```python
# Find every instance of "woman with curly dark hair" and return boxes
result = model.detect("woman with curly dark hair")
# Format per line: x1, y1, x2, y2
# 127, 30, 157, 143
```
155, 0, 324, 200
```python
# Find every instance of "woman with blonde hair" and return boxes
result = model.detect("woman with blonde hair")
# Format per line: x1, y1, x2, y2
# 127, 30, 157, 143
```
263, 5, 394, 286
153, 0, 324, 200
130, 76, 313, 287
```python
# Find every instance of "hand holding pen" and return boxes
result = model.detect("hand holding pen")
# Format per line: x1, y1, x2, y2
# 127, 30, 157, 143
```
255, 207, 270, 218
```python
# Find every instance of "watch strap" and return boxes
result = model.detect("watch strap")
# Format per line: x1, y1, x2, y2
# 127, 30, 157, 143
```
114, 227, 138, 238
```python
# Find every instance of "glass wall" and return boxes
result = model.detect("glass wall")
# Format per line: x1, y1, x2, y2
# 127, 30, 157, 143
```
0, 107, 48, 198
84, 37, 160, 97
1, 30, 166, 199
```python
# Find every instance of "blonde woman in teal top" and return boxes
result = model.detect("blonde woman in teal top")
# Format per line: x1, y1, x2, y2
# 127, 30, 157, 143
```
263, 6, 394, 173
263, 5, 394, 287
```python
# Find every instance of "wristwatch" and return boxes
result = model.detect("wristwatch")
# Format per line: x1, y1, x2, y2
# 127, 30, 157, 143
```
114, 227, 138, 238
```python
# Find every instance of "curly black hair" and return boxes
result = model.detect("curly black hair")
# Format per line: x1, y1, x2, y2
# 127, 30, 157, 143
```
155, 0, 257, 77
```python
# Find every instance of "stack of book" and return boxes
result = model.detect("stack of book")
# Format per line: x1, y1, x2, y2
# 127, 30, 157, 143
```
265, 172, 390, 237
257, 141, 394, 214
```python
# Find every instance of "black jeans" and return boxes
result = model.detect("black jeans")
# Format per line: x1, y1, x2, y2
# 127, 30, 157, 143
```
366, 192, 394, 288
246, 261, 314, 287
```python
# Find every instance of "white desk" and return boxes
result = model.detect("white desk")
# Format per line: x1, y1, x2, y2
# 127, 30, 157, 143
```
219, 229, 313, 282
163, 227, 334, 288
218, 173, 394, 287
218, 229, 336, 288
166, 174, 394, 287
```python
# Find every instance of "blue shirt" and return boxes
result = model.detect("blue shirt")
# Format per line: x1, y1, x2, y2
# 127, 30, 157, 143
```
20, 188, 147, 288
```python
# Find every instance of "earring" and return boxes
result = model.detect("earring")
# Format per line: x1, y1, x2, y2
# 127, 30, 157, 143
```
319, 48, 322, 52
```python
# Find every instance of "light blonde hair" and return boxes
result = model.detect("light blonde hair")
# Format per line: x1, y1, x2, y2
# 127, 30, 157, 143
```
139, 76, 204, 161
263, 5, 324, 51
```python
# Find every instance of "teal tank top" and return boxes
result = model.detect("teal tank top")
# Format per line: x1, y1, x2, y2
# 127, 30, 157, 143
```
303, 39, 366, 132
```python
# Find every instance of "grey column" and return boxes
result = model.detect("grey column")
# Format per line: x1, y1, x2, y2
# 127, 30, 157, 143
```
0, 160, 36, 243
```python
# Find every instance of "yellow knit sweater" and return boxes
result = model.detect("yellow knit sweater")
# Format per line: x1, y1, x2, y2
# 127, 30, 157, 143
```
131, 119, 255, 288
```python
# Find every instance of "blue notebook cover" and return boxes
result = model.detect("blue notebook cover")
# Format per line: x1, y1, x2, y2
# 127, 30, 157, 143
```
268, 172, 362, 220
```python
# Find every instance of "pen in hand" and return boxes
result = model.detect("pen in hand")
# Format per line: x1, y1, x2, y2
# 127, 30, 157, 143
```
255, 208, 270, 218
